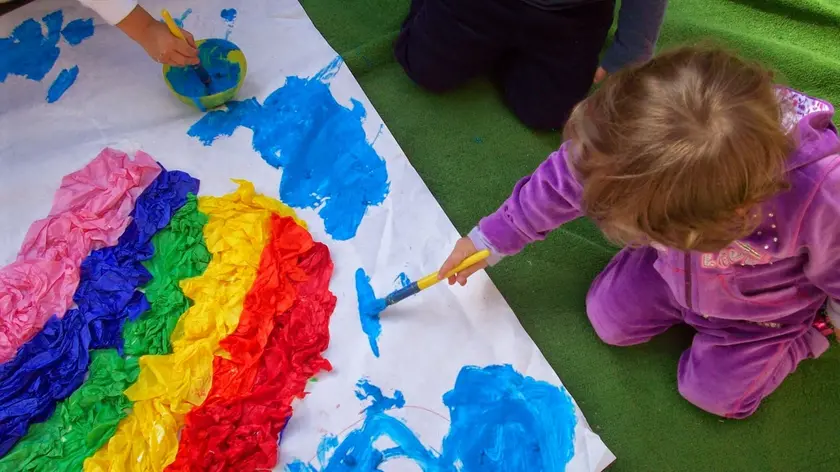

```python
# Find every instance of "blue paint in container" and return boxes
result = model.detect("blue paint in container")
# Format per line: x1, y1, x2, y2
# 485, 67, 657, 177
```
165, 38, 241, 98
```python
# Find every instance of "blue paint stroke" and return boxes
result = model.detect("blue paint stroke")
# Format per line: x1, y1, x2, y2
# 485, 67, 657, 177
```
221, 8, 237, 23
174, 8, 193, 28
188, 57, 390, 240
316, 435, 339, 466
355, 379, 405, 414
159, 9, 191, 28
60, 18, 94, 46
42, 10, 64, 40
285, 365, 578, 472
46, 65, 79, 103
395, 272, 411, 289
1, 13, 62, 82
0, 10, 94, 102
354, 268, 385, 357
221, 8, 237, 39
277, 416, 291, 447
166, 38, 240, 97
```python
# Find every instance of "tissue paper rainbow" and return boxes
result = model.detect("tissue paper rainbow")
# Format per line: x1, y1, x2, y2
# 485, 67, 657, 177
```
0, 149, 336, 472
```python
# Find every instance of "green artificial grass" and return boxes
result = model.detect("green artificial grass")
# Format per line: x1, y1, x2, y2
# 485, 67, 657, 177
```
301, 0, 840, 470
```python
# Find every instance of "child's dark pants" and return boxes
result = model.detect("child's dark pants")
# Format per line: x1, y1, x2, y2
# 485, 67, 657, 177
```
395, 0, 615, 130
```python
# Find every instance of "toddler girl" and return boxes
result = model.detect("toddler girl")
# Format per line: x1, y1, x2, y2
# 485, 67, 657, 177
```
440, 46, 840, 418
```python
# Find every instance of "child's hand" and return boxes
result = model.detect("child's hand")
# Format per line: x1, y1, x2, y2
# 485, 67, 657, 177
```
137, 21, 199, 66
117, 6, 199, 67
438, 237, 488, 286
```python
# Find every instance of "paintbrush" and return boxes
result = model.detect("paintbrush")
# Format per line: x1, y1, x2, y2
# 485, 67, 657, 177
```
161, 9, 212, 87
382, 249, 491, 311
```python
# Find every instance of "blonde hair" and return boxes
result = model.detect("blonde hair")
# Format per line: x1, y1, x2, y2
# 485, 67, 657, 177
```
565, 46, 792, 252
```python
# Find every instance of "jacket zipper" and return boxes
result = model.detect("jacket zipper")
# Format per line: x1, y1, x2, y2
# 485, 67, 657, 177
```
684, 253, 693, 310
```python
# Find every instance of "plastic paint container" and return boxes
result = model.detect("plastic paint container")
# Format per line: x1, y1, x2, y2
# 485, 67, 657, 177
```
163, 38, 246, 111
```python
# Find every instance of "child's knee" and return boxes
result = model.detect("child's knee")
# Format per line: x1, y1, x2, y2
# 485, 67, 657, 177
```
585, 289, 642, 347
394, 38, 466, 94
677, 365, 762, 419
508, 103, 568, 131
677, 377, 757, 419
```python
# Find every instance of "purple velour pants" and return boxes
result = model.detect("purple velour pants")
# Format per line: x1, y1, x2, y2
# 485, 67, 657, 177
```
586, 247, 830, 418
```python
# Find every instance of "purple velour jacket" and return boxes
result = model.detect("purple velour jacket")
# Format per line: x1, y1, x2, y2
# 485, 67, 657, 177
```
470, 88, 840, 324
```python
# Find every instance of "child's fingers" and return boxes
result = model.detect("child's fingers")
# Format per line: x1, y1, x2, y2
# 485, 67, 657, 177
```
439, 251, 467, 280
173, 40, 198, 60
163, 52, 189, 67
447, 275, 457, 286
181, 29, 197, 48
172, 51, 199, 66
166, 51, 198, 67
454, 264, 483, 286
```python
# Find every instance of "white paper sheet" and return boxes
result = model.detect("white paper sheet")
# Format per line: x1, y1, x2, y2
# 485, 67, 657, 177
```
0, 0, 615, 470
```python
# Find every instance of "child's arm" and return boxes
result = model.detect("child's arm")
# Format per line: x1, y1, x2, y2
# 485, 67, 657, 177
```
599, 0, 668, 75
801, 164, 840, 339
439, 142, 585, 284
77, 0, 137, 26
77, 1, 198, 66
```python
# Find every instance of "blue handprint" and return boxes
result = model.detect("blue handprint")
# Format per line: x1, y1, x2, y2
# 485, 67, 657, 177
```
1, 10, 94, 102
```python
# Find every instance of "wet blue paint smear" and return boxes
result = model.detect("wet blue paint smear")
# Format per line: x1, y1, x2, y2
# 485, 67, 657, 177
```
46, 65, 79, 103
440, 364, 578, 471
60, 18, 94, 46
188, 57, 390, 240
0, 15, 61, 82
1, 10, 94, 103
355, 379, 405, 414
287, 379, 437, 471
395, 272, 411, 289
221, 8, 237, 23
316, 434, 339, 466
221, 8, 237, 39
354, 268, 385, 358
285, 365, 579, 472
166, 38, 240, 97
43, 10, 64, 40
174, 8, 193, 28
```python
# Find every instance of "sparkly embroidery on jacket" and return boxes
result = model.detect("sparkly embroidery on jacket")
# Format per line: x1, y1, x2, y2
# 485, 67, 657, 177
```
776, 88, 832, 131
701, 241, 770, 269
697, 314, 782, 328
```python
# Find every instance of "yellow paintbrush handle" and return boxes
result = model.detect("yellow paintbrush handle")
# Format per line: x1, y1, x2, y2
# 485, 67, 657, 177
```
161, 9, 185, 40
416, 249, 491, 291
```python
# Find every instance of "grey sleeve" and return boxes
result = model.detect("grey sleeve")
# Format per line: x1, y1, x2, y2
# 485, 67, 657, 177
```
600, 0, 668, 73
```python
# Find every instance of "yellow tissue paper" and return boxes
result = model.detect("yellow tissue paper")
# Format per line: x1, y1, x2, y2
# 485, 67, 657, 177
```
84, 181, 302, 472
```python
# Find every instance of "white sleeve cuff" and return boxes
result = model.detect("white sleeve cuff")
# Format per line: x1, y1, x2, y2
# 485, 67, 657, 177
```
78, 0, 138, 25
468, 227, 504, 266
826, 299, 840, 330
